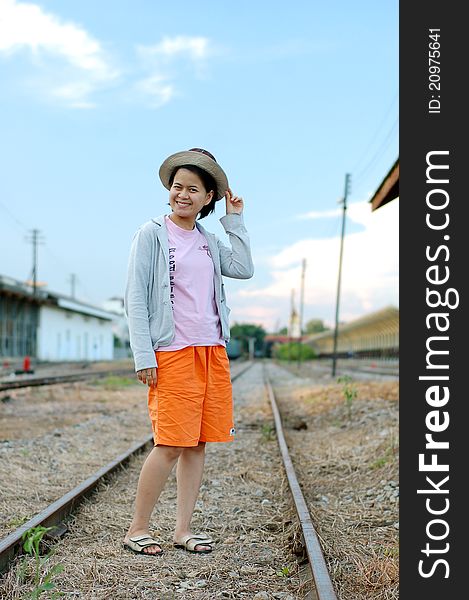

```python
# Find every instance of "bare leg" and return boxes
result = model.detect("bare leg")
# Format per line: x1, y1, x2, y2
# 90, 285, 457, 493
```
174, 442, 211, 552
125, 445, 182, 554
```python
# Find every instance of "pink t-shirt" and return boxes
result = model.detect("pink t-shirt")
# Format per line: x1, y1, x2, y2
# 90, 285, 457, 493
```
159, 215, 225, 352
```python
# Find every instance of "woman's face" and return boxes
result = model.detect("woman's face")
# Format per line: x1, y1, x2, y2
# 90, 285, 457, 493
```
169, 168, 213, 224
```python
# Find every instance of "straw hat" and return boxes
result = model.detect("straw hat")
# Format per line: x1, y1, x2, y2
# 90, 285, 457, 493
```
158, 148, 229, 200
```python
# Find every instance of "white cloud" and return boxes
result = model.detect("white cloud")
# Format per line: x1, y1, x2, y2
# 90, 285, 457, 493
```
0, 3, 212, 108
137, 36, 210, 62
295, 201, 372, 225
0, 0, 119, 106
134, 74, 175, 108
230, 303, 280, 327
51, 81, 97, 108
295, 207, 342, 220
134, 36, 211, 105
235, 199, 399, 331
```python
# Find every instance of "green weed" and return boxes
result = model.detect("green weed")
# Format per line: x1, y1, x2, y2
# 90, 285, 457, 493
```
276, 566, 291, 577
337, 375, 358, 420
93, 375, 135, 389
261, 422, 276, 442
7, 515, 29, 528
20, 526, 64, 598
382, 545, 399, 558
371, 456, 388, 469
371, 439, 398, 469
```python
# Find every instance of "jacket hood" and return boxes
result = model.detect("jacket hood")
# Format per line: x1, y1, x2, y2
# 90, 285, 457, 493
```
151, 215, 165, 227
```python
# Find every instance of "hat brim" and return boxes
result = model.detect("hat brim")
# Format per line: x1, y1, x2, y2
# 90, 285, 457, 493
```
159, 151, 229, 201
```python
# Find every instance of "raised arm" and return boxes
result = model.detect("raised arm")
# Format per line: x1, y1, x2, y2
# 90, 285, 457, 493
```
217, 188, 254, 279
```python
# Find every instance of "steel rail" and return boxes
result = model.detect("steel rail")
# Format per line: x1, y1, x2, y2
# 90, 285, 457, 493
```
279, 362, 398, 380
0, 437, 152, 574
0, 360, 253, 574
1, 359, 397, 392
263, 365, 338, 600
0, 368, 136, 392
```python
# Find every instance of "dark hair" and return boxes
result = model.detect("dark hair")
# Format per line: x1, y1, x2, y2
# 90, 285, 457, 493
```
168, 164, 218, 219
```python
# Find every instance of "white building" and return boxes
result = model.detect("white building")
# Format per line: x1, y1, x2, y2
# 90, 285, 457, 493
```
37, 297, 114, 361
0, 274, 116, 362
102, 296, 131, 359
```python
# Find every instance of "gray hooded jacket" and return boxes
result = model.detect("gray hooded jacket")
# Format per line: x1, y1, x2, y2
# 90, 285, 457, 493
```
124, 213, 254, 372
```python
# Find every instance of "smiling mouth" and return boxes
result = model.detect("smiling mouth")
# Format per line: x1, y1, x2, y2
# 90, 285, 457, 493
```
176, 201, 191, 207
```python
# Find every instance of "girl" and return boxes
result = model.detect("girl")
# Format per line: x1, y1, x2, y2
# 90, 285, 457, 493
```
123, 148, 254, 555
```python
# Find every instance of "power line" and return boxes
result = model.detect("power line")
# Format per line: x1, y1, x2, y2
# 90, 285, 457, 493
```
1, 200, 93, 300
350, 92, 398, 175
0, 200, 29, 232
353, 119, 398, 189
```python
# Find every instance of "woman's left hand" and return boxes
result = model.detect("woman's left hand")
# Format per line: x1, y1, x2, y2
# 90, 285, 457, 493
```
225, 187, 244, 215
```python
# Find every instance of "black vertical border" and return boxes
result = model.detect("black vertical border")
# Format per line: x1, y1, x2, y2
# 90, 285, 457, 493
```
400, 1, 464, 597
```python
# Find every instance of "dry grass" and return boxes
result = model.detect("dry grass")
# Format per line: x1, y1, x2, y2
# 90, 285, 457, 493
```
0, 376, 151, 538
269, 361, 399, 599
0, 360, 399, 599
1, 363, 301, 599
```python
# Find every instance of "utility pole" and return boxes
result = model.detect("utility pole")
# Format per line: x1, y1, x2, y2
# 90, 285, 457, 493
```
297, 258, 306, 367
288, 289, 294, 363
248, 336, 256, 360
69, 273, 77, 298
332, 174, 351, 377
25, 229, 45, 296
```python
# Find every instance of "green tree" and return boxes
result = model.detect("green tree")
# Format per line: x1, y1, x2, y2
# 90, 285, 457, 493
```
230, 323, 267, 354
305, 319, 328, 334
274, 342, 316, 361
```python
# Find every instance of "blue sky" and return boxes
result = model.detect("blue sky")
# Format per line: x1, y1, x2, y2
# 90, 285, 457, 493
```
0, 0, 398, 332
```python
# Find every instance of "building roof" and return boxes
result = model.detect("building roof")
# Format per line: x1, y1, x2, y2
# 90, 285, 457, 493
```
264, 335, 293, 343
305, 305, 399, 343
369, 158, 399, 211
0, 274, 114, 321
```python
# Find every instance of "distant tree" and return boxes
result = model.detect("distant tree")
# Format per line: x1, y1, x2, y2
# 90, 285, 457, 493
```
277, 326, 288, 335
230, 323, 267, 354
304, 319, 328, 334
274, 342, 316, 361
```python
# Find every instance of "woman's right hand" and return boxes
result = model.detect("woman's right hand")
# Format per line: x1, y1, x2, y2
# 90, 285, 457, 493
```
137, 367, 157, 387
225, 187, 244, 215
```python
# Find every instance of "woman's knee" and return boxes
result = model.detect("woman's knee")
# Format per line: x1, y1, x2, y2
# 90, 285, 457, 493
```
182, 442, 206, 455
155, 445, 184, 461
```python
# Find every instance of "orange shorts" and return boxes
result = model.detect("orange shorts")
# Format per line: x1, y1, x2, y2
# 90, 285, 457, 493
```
148, 345, 235, 447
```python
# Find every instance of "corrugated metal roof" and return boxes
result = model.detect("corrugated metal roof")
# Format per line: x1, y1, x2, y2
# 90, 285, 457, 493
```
305, 306, 399, 342
0, 274, 114, 321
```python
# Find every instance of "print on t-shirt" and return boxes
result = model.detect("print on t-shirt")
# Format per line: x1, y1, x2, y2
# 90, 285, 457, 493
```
199, 244, 212, 258
169, 247, 176, 309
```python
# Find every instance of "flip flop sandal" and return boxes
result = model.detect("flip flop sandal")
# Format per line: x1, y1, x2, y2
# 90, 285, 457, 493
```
123, 534, 164, 556
174, 534, 213, 554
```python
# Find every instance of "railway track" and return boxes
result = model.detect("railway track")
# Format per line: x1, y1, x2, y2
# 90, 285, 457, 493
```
0, 367, 136, 392
264, 366, 337, 600
0, 357, 398, 393
0, 359, 396, 598
282, 358, 399, 381
0, 360, 254, 575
